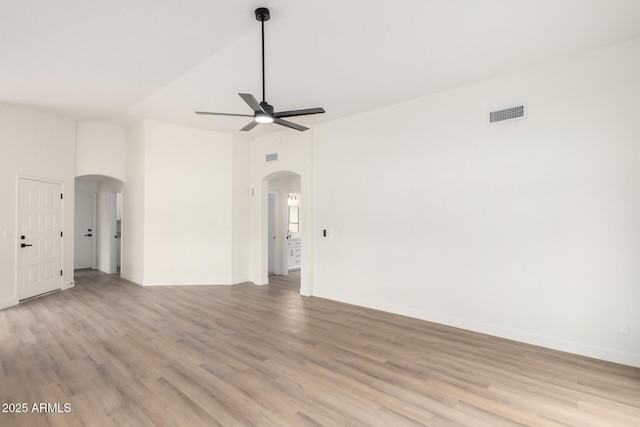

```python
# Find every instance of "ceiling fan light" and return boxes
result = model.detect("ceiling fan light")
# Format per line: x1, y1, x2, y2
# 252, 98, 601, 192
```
255, 113, 274, 123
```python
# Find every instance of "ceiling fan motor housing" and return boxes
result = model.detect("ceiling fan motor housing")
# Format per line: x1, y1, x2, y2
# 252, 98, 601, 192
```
260, 102, 274, 114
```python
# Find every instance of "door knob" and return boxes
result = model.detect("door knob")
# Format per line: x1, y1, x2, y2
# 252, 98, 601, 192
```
20, 243, 33, 248
84, 234, 92, 237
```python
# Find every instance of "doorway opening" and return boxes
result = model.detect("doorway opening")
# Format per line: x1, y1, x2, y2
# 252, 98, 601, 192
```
74, 175, 123, 277
265, 172, 301, 289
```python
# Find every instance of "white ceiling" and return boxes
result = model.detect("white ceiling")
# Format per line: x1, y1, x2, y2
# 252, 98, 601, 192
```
2, 0, 640, 138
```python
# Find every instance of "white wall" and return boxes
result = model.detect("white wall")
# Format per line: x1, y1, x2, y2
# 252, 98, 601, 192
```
313, 38, 640, 367
121, 122, 145, 284
248, 129, 313, 294
75, 180, 98, 193
96, 178, 123, 273
0, 103, 76, 309
232, 135, 250, 283
269, 175, 302, 192
124, 120, 240, 285
76, 122, 126, 181
144, 120, 233, 284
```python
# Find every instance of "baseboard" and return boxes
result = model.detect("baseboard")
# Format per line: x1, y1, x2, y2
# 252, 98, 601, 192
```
141, 278, 233, 286
121, 273, 240, 286
315, 290, 640, 369
300, 288, 312, 297
61, 281, 75, 290
120, 273, 143, 285
0, 297, 18, 311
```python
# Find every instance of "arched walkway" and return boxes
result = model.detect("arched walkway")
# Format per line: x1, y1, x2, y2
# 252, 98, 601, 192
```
74, 175, 124, 275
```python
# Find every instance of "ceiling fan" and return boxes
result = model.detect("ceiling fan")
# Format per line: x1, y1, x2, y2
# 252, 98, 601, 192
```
196, 7, 325, 132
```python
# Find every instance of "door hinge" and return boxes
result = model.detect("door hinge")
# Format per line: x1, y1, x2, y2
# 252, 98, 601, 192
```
60, 231, 63, 237
60, 193, 63, 200
60, 270, 63, 276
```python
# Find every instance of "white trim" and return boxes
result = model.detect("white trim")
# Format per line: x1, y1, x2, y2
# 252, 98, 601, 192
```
0, 298, 18, 311
315, 290, 640, 368
17, 174, 64, 186
141, 279, 234, 286
119, 272, 142, 285
61, 281, 75, 290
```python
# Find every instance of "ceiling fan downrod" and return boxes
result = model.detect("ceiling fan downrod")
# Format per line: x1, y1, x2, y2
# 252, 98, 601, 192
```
255, 7, 270, 104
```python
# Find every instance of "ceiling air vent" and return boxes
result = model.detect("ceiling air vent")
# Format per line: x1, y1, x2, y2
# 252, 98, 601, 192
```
489, 104, 526, 124
266, 153, 278, 162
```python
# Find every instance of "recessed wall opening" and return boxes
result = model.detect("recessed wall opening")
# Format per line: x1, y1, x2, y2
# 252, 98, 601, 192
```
265, 171, 302, 290
74, 175, 124, 278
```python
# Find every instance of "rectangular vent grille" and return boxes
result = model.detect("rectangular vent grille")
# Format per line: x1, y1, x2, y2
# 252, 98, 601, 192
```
490, 105, 525, 124
266, 153, 278, 162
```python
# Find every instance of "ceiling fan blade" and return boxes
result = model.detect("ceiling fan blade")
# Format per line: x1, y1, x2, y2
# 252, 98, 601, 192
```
240, 120, 260, 132
239, 93, 263, 113
274, 118, 308, 132
195, 111, 253, 117
274, 107, 325, 118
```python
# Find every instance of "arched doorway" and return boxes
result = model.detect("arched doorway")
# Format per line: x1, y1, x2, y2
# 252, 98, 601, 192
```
74, 175, 124, 275
258, 170, 313, 296
266, 172, 301, 279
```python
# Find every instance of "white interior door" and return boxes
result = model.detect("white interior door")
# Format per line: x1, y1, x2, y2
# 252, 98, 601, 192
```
18, 178, 63, 300
74, 193, 95, 269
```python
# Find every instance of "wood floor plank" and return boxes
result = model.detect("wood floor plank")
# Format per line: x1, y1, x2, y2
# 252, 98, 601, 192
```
0, 269, 638, 426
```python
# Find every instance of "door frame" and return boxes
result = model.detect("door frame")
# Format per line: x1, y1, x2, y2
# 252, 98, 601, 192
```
16, 175, 65, 301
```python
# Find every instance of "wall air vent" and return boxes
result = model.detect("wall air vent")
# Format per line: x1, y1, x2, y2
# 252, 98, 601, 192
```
489, 104, 526, 124
266, 153, 278, 162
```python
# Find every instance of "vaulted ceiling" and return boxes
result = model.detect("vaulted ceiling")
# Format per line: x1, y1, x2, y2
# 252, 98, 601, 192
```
2, 0, 640, 137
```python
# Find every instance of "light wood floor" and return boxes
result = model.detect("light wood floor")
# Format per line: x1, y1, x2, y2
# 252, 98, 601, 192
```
0, 271, 639, 426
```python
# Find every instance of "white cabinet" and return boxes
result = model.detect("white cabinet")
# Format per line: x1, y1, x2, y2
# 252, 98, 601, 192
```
287, 238, 301, 270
